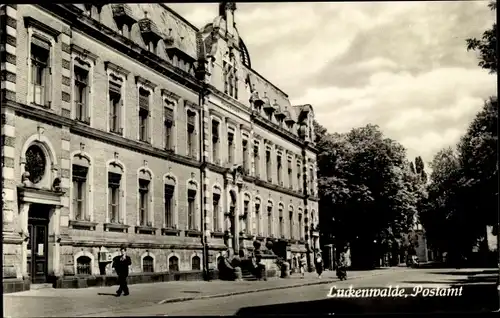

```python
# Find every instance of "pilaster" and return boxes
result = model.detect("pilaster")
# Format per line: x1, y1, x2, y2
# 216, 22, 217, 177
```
2, 107, 16, 233
60, 126, 71, 235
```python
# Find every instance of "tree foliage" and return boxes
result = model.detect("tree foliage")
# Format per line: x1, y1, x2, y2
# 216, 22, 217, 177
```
466, 1, 497, 73
420, 1, 498, 259
315, 122, 419, 256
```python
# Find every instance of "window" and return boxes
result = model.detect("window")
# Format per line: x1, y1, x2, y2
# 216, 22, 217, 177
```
228, 132, 234, 164
253, 144, 260, 178
109, 82, 122, 134
244, 199, 250, 232
164, 106, 174, 150
76, 256, 92, 275
74, 66, 89, 123
224, 62, 238, 99
242, 139, 249, 172
192, 256, 201, 270
30, 39, 51, 107
289, 209, 294, 239
143, 255, 154, 273
139, 179, 150, 226
188, 189, 196, 229
168, 256, 179, 272
288, 159, 293, 188
138, 88, 150, 142
279, 207, 284, 238
297, 162, 302, 192
213, 193, 220, 231
277, 155, 282, 185
266, 150, 272, 182
72, 164, 88, 220
267, 205, 273, 237
255, 202, 261, 235
164, 184, 175, 228
212, 120, 219, 163
108, 172, 122, 223
187, 111, 196, 158
309, 167, 314, 194
298, 213, 303, 240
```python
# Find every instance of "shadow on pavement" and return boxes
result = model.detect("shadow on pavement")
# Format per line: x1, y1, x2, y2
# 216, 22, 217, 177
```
235, 285, 498, 315
97, 292, 119, 297
431, 270, 498, 276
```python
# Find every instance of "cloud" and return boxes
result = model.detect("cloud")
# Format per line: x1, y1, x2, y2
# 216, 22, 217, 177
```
166, 2, 496, 164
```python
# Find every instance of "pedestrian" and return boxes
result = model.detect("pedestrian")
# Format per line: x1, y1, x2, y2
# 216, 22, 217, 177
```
112, 245, 132, 297
315, 252, 324, 278
299, 253, 307, 278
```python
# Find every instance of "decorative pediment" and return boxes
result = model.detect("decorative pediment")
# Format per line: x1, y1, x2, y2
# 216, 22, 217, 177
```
184, 100, 199, 110
161, 88, 180, 101
135, 75, 157, 90
240, 124, 251, 133
71, 44, 98, 66
273, 100, 286, 120
111, 4, 137, 30
262, 92, 274, 112
225, 117, 238, 127
104, 61, 130, 78
24, 17, 61, 41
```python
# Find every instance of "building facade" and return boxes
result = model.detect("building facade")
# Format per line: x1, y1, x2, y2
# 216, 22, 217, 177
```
1, 3, 319, 287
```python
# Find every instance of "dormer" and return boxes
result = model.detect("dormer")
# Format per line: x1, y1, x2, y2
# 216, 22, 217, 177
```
273, 100, 286, 126
249, 85, 264, 111
262, 92, 275, 120
83, 3, 108, 21
165, 30, 196, 74
283, 106, 296, 131
138, 11, 163, 54
111, 4, 137, 38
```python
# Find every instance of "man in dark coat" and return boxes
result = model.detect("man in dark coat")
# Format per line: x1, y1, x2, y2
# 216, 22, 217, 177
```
112, 246, 132, 296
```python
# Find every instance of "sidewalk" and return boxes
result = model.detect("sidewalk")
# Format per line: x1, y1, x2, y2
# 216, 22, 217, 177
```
4, 268, 406, 317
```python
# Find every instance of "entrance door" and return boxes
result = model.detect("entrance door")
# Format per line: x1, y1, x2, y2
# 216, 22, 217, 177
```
27, 204, 49, 284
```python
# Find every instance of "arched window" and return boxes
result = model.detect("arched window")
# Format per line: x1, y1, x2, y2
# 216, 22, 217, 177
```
108, 161, 124, 224
169, 256, 179, 272
138, 169, 152, 226
278, 203, 284, 238
212, 186, 221, 232
255, 198, 261, 235
191, 255, 201, 270
76, 256, 92, 275
164, 175, 176, 229
25, 144, 47, 184
288, 207, 294, 239
142, 255, 154, 273
72, 154, 90, 221
267, 201, 273, 237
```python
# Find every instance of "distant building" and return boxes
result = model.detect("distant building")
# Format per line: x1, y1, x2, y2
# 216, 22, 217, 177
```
1, 3, 319, 290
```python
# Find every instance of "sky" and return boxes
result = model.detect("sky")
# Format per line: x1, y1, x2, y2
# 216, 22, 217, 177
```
167, 1, 497, 165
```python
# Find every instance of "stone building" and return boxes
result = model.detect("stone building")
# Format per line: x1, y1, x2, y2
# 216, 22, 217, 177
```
1, 2, 319, 290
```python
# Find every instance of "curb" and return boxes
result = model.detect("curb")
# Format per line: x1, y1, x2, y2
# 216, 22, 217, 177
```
157, 269, 405, 304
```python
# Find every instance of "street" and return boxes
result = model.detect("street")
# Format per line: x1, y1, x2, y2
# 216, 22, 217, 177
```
4, 267, 497, 317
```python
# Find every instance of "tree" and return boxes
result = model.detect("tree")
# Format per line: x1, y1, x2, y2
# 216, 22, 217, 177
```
316, 124, 418, 267
466, 1, 497, 73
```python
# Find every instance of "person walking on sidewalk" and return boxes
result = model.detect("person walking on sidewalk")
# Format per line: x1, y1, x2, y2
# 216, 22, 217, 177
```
113, 246, 132, 297
299, 254, 307, 278
315, 252, 324, 278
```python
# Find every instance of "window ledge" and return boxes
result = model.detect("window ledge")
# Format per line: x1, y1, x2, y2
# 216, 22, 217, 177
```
104, 223, 129, 233
30, 102, 51, 109
256, 235, 266, 241
135, 225, 157, 235
161, 227, 181, 236
211, 231, 225, 238
290, 239, 298, 244
69, 220, 98, 231
298, 239, 306, 244
185, 229, 202, 237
